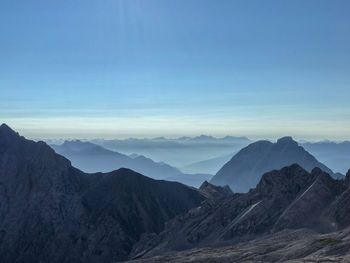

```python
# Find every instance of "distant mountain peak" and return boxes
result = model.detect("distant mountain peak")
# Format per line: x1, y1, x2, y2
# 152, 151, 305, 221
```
191, 135, 215, 141
60, 140, 100, 151
277, 136, 297, 145
211, 137, 333, 192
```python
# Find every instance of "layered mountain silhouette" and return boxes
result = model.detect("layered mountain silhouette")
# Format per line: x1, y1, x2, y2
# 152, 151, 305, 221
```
302, 140, 350, 174
51, 140, 212, 187
210, 136, 334, 192
51, 140, 181, 178
130, 164, 350, 261
92, 135, 250, 168
0, 124, 205, 263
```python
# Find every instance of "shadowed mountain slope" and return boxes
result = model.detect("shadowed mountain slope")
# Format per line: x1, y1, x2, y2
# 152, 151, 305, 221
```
0, 124, 205, 263
210, 136, 334, 192
130, 164, 349, 260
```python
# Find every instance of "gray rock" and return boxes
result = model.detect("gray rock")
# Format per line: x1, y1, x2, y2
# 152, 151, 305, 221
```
130, 164, 349, 260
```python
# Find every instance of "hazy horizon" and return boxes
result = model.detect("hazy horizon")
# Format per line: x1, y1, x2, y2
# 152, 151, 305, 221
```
6, 125, 348, 144
1, 0, 350, 140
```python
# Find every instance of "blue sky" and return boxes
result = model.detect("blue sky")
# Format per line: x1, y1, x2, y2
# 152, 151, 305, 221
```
1, 0, 350, 139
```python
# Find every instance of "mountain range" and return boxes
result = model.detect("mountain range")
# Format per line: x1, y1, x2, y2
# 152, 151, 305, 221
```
0, 124, 205, 263
128, 164, 350, 262
302, 141, 350, 174
179, 140, 350, 176
51, 140, 182, 178
91, 136, 251, 167
51, 140, 212, 187
210, 136, 334, 192
1, 124, 350, 263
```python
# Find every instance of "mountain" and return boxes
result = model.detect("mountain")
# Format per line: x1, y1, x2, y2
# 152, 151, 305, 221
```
302, 141, 350, 174
51, 140, 181, 179
129, 164, 349, 261
0, 124, 205, 263
92, 136, 251, 167
51, 140, 211, 187
210, 136, 334, 192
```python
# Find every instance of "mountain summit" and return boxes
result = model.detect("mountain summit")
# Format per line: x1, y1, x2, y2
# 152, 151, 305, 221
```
210, 137, 333, 192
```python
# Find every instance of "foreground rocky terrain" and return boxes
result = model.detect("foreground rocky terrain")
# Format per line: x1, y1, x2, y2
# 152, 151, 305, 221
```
0, 124, 205, 263
126, 228, 350, 262
129, 165, 350, 261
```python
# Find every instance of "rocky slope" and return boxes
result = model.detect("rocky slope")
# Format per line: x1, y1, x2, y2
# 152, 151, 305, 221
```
125, 228, 350, 263
130, 164, 349, 260
211, 136, 334, 192
0, 124, 205, 263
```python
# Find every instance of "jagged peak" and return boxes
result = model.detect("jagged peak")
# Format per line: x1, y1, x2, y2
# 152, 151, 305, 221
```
260, 163, 306, 181
199, 180, 210, 189
310, 167, 336, 185
199, 180, 233, 198
256, 164, 312, 195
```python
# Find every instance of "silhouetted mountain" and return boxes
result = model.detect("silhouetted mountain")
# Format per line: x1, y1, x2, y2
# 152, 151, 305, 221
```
52, 140, 211, 187
91, 136, 251, 167
0, 124, 205, 263
302, 141, 350, 174
130, 164, 349, 260
51, 140, 181, 178
210, 136, 334, 192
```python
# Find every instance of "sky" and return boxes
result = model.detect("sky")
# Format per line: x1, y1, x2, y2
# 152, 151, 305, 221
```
1, 0, 350, 140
